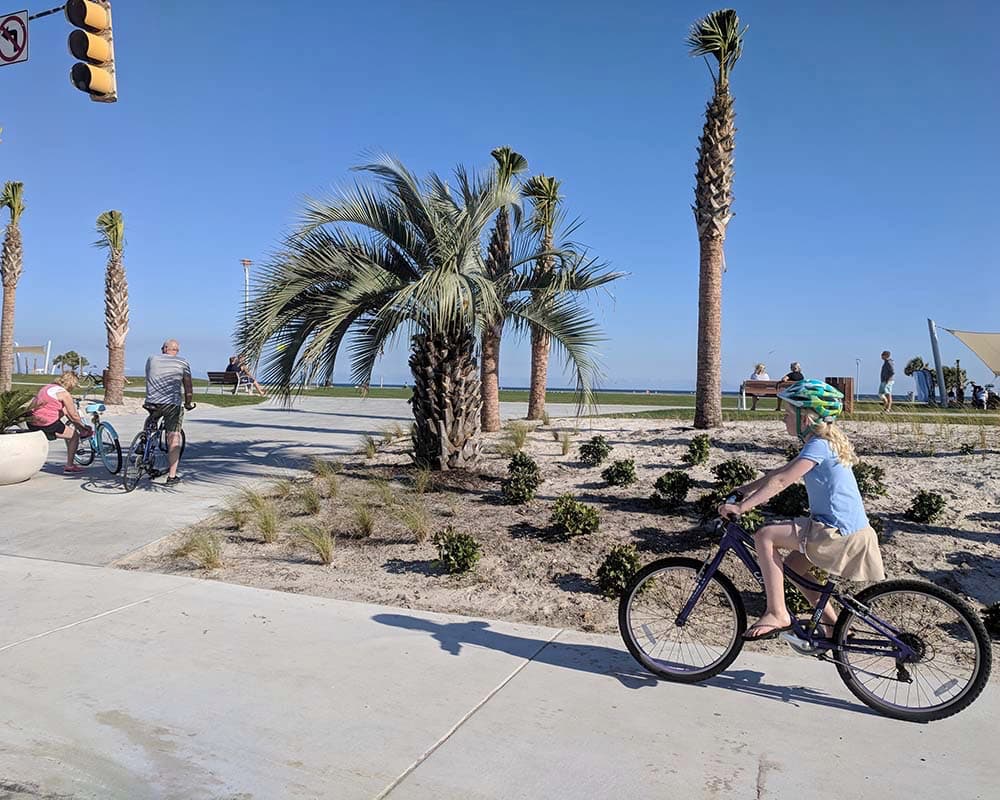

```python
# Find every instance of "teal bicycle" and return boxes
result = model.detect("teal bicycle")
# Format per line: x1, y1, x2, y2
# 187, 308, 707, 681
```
73, 398, 122, 474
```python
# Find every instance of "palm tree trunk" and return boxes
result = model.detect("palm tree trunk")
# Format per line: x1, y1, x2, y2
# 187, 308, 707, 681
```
526, 327, 550, 420
103, 251, 129, 405
410, 329, 482, 470
694, 236, 724, 429
480, 324, 502, 432
105, 344, 126, 404
0, 284, 14, 392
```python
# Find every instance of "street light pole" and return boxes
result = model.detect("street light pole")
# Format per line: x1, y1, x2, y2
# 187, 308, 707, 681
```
240, 259, 252, 316
855, 358, 862, 406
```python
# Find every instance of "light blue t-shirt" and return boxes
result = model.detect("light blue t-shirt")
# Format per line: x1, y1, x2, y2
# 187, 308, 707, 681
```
797, 437, 869, 535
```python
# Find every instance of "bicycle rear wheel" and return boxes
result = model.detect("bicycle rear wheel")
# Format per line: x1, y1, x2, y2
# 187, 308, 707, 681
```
98, 423, 122, 474
834, 579, 992, 722
122, 432, 148, 492
619, 556, 746, 683
74, 434, 95, 466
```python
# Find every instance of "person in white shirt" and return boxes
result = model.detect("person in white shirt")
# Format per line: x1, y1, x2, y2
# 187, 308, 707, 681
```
751, 363, 770, 381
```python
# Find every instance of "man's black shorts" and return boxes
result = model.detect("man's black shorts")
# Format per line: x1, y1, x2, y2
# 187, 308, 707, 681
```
27, 420, 66, 441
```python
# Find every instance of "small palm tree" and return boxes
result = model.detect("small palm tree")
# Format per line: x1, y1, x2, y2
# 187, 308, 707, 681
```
240, 156, 602, 470
0, 182, 25, 392
96, 211, 129, 404
522, 174, 562, 420
687, 9, 747, 429
481, 146, 528, 431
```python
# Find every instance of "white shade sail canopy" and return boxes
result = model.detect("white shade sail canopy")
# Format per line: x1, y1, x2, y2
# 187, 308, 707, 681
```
944, 329, 1000, 377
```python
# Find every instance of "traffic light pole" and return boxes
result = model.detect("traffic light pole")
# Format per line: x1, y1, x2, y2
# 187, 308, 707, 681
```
28, 5, 66, 21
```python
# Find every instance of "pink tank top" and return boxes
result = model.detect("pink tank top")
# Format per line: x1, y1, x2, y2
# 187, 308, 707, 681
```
32, 383, 65, 426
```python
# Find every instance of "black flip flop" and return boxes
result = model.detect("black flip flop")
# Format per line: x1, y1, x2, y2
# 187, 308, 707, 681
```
742, 623, 794, 641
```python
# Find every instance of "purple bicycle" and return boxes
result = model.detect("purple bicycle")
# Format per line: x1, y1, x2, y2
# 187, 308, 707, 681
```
618, 493, 991, 722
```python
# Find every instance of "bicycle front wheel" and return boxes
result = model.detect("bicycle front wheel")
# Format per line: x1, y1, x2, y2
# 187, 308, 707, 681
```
122, 432, 148, 492
98, 423, 122, 474
619, 556, 746, 683
834, 579, 992, 722
74, 434, 95, 466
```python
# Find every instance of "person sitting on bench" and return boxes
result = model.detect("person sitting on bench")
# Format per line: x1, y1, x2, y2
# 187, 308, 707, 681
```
225, 355, 266, 397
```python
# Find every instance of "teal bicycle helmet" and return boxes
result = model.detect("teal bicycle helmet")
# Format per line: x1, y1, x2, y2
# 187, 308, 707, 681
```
777, 379, 844, 440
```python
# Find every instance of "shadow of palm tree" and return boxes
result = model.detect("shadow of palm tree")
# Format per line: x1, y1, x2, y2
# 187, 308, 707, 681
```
384, 558, 439, 576
912, 551, 1000, 605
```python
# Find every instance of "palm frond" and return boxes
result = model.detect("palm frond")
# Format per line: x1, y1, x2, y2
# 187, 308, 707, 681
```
0, 182, 24, 224
94, 210, 125, 251
686, 8, 746, 83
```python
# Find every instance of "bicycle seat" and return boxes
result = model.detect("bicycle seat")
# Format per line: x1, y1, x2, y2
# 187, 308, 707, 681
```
86, 403, 106, 414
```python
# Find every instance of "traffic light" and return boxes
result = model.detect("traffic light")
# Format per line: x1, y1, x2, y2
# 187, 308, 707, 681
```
65, 0, 117, 102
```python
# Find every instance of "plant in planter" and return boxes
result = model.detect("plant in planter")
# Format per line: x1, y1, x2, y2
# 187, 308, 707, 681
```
0, 389, 48, 485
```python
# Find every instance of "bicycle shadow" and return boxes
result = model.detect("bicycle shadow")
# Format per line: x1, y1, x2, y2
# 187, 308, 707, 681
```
372, 612, 878, 716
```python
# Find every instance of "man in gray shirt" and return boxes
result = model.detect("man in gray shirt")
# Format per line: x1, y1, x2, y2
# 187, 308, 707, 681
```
145, 339, 194, 485
879, 350, 895, 413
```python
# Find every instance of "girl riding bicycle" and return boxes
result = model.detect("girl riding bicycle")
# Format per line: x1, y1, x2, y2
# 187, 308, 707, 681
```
718, 379, 885, 641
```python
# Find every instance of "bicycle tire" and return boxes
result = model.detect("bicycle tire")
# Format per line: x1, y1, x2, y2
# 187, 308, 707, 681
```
834, 579, 992, 722
74, 434, 95, 466
619, 556, 746, 683
98, 423, 122, 474
122, 431, 148, 492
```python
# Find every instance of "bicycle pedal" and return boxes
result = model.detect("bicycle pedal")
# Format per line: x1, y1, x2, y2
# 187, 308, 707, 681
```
779, 632, 818, 655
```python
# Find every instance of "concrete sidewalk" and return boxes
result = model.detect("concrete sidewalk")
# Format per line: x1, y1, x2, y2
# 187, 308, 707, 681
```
1, 555, 994, 800
0, 397, 652, 566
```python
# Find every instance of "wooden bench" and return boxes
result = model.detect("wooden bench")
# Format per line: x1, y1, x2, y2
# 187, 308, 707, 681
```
740, 380, 793, 411
206, 371, 248, 394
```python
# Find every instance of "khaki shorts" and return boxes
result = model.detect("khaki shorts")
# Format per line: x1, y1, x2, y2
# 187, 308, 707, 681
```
792, 517, 885, 582
146, 403, 184, 433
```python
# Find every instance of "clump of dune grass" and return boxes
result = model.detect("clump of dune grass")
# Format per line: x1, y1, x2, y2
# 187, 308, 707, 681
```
220, 501, 250, 531
173, 531, 223, 570
351, 501, 376, 537
359, 434, 378, 459
321, 473, 340, 498
506, 421, 530, 451
297, 523, 334, 565
240, 486, 267, 511
559, 431, 572, 456
397, 500, 431, 543
381, 422, 406, 445
255, 499, 280, 543
300, 483, 322, 515
270, 479, 294, 499
413, 466, 435, 494
308, 457, 342, 478
542, 411, 551, 427
371, 478, 397, 506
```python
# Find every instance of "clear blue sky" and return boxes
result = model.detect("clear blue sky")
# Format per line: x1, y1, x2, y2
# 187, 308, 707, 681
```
3, 0, 998, 393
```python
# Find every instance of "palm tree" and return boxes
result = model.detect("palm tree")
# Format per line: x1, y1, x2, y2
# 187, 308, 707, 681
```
522, 174, 562, 420
96, 211, 128, 404
687, 9, 746, 429
239, 156, 603, 470
51, 351, 88, 374
481, 146, 528, 431
0, 182, 25, 392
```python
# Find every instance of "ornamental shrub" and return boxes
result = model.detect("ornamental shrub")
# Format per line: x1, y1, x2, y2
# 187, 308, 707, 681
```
602, 458, 636, 487
651, 470, 693, 511
501, 452, 542, 504
681, 434, 711, 467
768, 483, 809, 517
433, 527, 481, 574
711, 458, 757, 492
579, 435, 612, 466
852, 462, 888, 499
596, 544, 642, 599
906, 489, 946, 523
551, 495, 600, 538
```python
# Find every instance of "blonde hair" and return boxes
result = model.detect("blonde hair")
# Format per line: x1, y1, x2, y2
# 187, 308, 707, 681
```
803, 413, 858, 466
754, 363, 766, 373
55, 371, 78, 390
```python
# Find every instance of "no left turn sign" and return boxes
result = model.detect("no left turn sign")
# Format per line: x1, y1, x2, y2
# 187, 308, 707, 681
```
0, 10, 28, 66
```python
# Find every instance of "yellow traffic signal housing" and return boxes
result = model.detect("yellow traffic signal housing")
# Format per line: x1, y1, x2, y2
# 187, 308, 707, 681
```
65, 0, 117, 102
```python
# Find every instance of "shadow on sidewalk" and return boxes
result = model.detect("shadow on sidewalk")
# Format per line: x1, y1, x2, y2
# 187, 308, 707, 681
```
373, 613, 876, 716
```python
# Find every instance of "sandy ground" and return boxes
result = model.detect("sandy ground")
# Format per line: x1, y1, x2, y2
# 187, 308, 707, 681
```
117, 415, 999, 655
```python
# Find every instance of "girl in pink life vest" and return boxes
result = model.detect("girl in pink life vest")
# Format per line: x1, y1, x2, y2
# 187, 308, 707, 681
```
26, 371, 93, 474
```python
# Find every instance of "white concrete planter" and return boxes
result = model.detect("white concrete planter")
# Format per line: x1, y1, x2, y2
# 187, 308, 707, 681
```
0, 430, 48, 485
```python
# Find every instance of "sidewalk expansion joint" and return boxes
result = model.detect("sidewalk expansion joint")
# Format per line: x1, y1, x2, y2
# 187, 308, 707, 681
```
0, 586, 187, 655
374, 627, 567, 799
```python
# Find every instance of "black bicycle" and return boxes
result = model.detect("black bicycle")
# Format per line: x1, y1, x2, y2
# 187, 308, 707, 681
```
618, 494, 992, 722
122, 404, 193, 492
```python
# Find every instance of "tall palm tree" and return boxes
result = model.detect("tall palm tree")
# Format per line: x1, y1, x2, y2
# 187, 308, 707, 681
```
240, 156, 604, 470
481, 146, 528, 432
687, 9, 747, 429
96, 210, 128, 404
0, 182, 25, 392
523, 174, 562, 420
